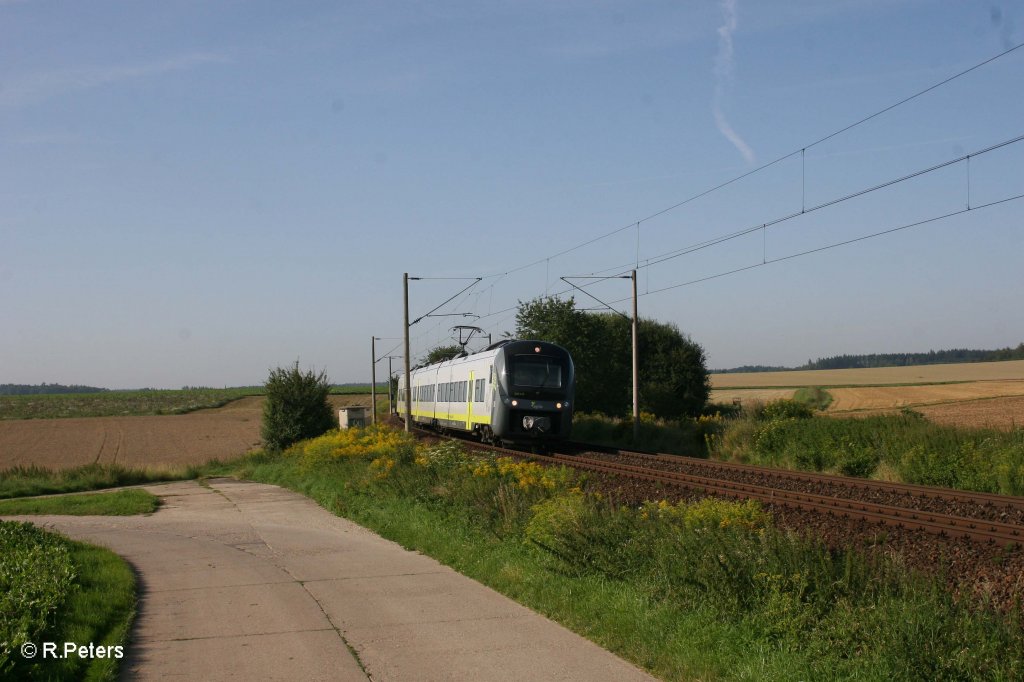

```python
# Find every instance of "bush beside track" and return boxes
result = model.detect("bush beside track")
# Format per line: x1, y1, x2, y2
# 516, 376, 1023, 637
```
710, 401, 1024, 495
208, 425, 1024, 680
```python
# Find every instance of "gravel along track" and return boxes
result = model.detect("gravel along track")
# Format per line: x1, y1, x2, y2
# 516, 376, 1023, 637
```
571, 445, 1024, 526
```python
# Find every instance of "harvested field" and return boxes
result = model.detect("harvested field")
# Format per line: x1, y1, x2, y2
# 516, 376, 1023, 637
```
916, 396, 1024, 430
839, 395, 1024, 431
0, 395, 384, 470
827, 380, 1024, 412
709, 388, 796, 406
711, 359, 1024, 388
712, 361, 1024, 430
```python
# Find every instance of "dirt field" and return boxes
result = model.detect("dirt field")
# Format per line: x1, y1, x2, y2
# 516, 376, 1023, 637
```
0, 395, 385, 470
710, 360, 1024, 388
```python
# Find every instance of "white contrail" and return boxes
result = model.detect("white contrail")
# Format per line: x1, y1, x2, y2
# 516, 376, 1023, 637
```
713, 0, 756, 165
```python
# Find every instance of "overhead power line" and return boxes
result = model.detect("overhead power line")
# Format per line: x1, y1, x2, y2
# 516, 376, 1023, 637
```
481, 40, 1024, 281
601, 193, 1024, 304
587, 132, 1024, 280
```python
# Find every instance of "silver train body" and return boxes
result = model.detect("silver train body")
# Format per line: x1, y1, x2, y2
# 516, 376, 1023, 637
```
397, 340, 574, 444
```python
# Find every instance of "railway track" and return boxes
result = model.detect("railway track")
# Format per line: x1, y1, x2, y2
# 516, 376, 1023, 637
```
420, 427, 1024, 547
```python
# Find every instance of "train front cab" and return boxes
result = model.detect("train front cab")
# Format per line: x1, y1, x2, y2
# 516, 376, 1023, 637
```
491, 340, 574, 444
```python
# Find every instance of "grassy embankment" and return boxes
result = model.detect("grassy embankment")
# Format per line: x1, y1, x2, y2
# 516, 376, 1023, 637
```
0, 489, 160, 678
0, 463, 203, 500
200, 425, 1023, 680
0, 489, 159, 516
574, 387, 1023, 497
1, 521, 137, 681
711, 400, 1024, 494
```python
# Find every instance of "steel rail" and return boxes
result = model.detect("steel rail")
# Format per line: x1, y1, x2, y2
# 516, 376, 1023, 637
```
550, 453, 1024, 546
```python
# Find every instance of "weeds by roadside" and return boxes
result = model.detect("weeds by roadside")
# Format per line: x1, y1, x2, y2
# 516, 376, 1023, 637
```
0, 489, 159, 516
0, 463, 200, 500
212, 425, 1024, 680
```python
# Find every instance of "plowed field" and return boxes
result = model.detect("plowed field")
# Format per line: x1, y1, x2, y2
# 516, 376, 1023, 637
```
0, 395, 381, 470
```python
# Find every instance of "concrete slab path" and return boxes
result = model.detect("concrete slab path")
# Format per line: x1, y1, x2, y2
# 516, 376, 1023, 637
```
9, 479, 658, 681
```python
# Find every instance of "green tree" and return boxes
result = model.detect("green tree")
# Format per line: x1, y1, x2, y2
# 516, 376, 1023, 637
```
636, 318, 711, 419
261, 361, 335, 451
515, 296, 709, 418
515, 297, 625, 415
423, 345, 464, 365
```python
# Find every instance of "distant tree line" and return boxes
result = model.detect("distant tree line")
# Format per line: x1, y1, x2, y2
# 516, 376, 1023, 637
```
714, 343, 1024, 373
0, 383, 110, 395
712, 365, 792, 374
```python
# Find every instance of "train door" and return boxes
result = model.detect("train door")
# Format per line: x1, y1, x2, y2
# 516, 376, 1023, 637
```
441, 367, 452, 425
467, 371, 474, 430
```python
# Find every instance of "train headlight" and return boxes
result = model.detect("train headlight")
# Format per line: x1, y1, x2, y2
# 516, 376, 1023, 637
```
511, 399, 518, 407
534, 346, 541, 353
556, 402, 562, 409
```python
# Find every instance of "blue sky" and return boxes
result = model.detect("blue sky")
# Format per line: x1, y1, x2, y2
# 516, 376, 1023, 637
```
2, 0, 1021, 388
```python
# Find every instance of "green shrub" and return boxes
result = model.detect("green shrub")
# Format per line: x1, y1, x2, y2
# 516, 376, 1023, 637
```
0, 522, 76, 675
836, 441, 883, 478
261, 361, 335, 451
792, 387, 833, 411
524, 490, 590, 555
710, 407, 1024, 495
760, 399, 814, 421
572, 412, 709, 455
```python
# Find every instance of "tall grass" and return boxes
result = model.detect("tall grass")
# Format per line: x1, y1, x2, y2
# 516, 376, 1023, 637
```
0, 463, 200, 499
710, 401, 1024, 494
0, 489, 159, 516
571, 412, 719, 456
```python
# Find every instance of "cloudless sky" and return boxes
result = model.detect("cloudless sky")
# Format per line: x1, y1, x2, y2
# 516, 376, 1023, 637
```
2, 0, 1022, 388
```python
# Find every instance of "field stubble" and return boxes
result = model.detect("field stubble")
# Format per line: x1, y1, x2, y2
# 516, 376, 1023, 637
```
712, 360, 1024, 430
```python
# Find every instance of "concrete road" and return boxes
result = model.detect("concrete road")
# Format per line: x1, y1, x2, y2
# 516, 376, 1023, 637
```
9, 479, 657, 681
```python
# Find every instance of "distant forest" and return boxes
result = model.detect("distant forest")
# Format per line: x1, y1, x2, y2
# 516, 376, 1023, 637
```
715, 343, 1024, 373
0, 383, 110, 395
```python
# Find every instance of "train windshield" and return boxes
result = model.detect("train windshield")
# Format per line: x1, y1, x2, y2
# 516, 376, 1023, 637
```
510, 355, 563, 389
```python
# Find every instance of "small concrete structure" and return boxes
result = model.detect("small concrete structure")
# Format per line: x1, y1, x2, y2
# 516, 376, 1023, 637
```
339, 407, 367, 429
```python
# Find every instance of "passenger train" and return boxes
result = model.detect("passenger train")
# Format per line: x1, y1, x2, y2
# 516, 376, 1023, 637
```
397, 340, 574, 445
